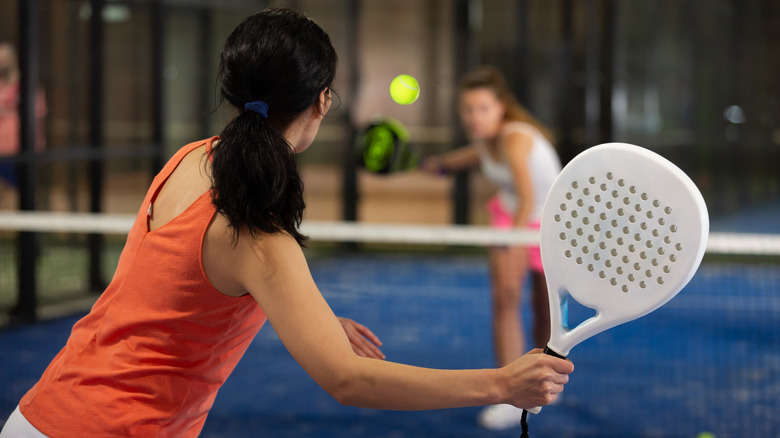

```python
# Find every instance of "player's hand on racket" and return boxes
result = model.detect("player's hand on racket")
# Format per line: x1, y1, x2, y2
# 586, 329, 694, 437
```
338, 317, 385, 360
502, 349, 573, 409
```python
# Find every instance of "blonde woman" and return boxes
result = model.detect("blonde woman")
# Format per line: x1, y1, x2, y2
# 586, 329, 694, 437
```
423, 66, 563, 430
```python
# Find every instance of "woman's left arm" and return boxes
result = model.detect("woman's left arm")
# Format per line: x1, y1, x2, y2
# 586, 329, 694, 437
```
504, 132, 535, 228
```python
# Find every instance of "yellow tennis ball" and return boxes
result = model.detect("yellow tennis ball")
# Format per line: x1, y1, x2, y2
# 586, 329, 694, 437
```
696, 433, 716, 438
389, 74, 420, 105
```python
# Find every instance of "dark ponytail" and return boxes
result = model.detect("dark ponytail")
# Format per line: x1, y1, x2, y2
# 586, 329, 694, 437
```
211, 8, 337, 245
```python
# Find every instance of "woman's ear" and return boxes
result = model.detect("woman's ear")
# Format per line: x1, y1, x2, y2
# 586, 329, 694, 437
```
316, 87, 332, 119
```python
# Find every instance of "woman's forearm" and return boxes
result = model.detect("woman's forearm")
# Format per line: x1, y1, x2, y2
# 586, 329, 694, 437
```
334, 357, 505, 410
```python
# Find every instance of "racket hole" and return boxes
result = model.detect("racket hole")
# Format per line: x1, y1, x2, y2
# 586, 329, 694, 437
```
560, 203, 567, 211
583, 188, 590, 196
599, 271, 606, 278
606, 201, 613, 209
659, 218, 666, 226
629, 215, 636, 223
641, 193, 648, 201
646, 240, 653, 248
634, 204, 642, 212
589, 176, 596, 184
554, 214, 562, 222
621, 285, 628, 293
570, 239, 578, 247
577, 199, 584, 207
572, 211, 579, 218
623, 197, 630, 205
640, 281, 646, 289
652, 229, 660, 237
605, 260, 613, 268
640, 222, 648, 230
634, 233, 641, 241
617, 237, 624, 245
606, 172, 613, 180
576, 257, 583, 265
587, 264, 595, 272
588, 235, 595, 243
633, 262, 641, 270
587, 206, 595, 214
663, 265, 671, 273
611, 190, 619, 198
647, 211, 654, 219
617, 208, 624, 217
611, 219, 618, 227
605, 231, 613, 238
600, 213, 607, 220
622, 226, 629, 234
610, 249, 617, 257
594, 253, 601, 260
629, 185, 636, 194
595, 194, 602, 202
664, 206, 672, 214
628, 274, 635, 281
645, 270, 652, 278
675, 243, 682, 251
617, 179, 625, 187
670, 224, 678, 233
652, 258, 659, 266
670, 254, 678, 262
657, 277, 664, 285
657, 247, 665, 255
628, 244, 635, 252
664, 236, 671, 244
652, 200, 660, 208
566, 192, 573, 200
584, 217, 591, 225
600, 183, 607, 191
572, 181, 579, 189
564, 250, 572, 258
640, 251, 647, 259
599, 242, 606, 250
559, 232, 566, 240
565, 221, 572, 229
582, 246, 590, 254
621, 256, 628, 264
610, 278, 617, 286
576, 228, 584, 236
595, 224, 602, 232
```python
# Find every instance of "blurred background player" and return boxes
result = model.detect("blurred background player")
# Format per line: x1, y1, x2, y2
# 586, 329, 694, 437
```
423, 66, 562, 430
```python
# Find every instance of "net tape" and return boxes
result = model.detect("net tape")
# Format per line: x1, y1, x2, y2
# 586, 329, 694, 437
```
0, 212, 778, 255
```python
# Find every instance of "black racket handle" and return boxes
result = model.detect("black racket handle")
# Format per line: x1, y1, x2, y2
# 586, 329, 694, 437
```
542, 345, 567, 360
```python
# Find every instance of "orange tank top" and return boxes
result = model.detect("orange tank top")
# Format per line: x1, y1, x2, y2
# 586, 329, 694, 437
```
20, 137, 267, 437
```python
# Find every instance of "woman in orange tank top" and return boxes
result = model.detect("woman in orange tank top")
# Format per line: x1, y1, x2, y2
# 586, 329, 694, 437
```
2, 8, 573, 437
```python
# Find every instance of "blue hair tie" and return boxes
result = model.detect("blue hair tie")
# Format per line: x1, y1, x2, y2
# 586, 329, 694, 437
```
244, 100, 269, 118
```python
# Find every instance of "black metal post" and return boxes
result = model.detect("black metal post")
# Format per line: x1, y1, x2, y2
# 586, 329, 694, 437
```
88, 0, 106, 292
514, 0, 530, 105
558, 0, 575, 162
151, 0, 165, 174
14, 0, 41, 322
598, 0, 615, 144
342, 0, 360, 224
452, 0, 473, 225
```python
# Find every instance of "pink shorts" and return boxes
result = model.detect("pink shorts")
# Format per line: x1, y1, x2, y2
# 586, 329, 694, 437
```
487, 196, 544, 273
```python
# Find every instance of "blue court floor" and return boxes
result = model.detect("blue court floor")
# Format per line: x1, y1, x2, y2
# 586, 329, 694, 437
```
1, 250, 778, 438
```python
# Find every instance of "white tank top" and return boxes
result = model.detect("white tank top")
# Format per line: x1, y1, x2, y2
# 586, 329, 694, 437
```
475, 121, 562, 221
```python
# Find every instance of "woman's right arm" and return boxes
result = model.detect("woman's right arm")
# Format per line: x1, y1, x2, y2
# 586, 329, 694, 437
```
229, 231, 573, 410
422, 145, 481, 174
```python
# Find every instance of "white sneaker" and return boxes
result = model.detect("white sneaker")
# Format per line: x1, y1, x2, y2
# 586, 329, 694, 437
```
477, 404, 526, 430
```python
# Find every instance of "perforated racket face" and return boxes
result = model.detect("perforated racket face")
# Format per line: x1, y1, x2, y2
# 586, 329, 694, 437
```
541, 143, 708, 356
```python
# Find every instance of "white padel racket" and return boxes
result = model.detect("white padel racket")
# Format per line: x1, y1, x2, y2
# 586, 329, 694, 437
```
525, 143, 708, 420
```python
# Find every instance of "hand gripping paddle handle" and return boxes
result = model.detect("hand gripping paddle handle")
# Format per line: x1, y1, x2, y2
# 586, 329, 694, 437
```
525, 346, 567, 415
